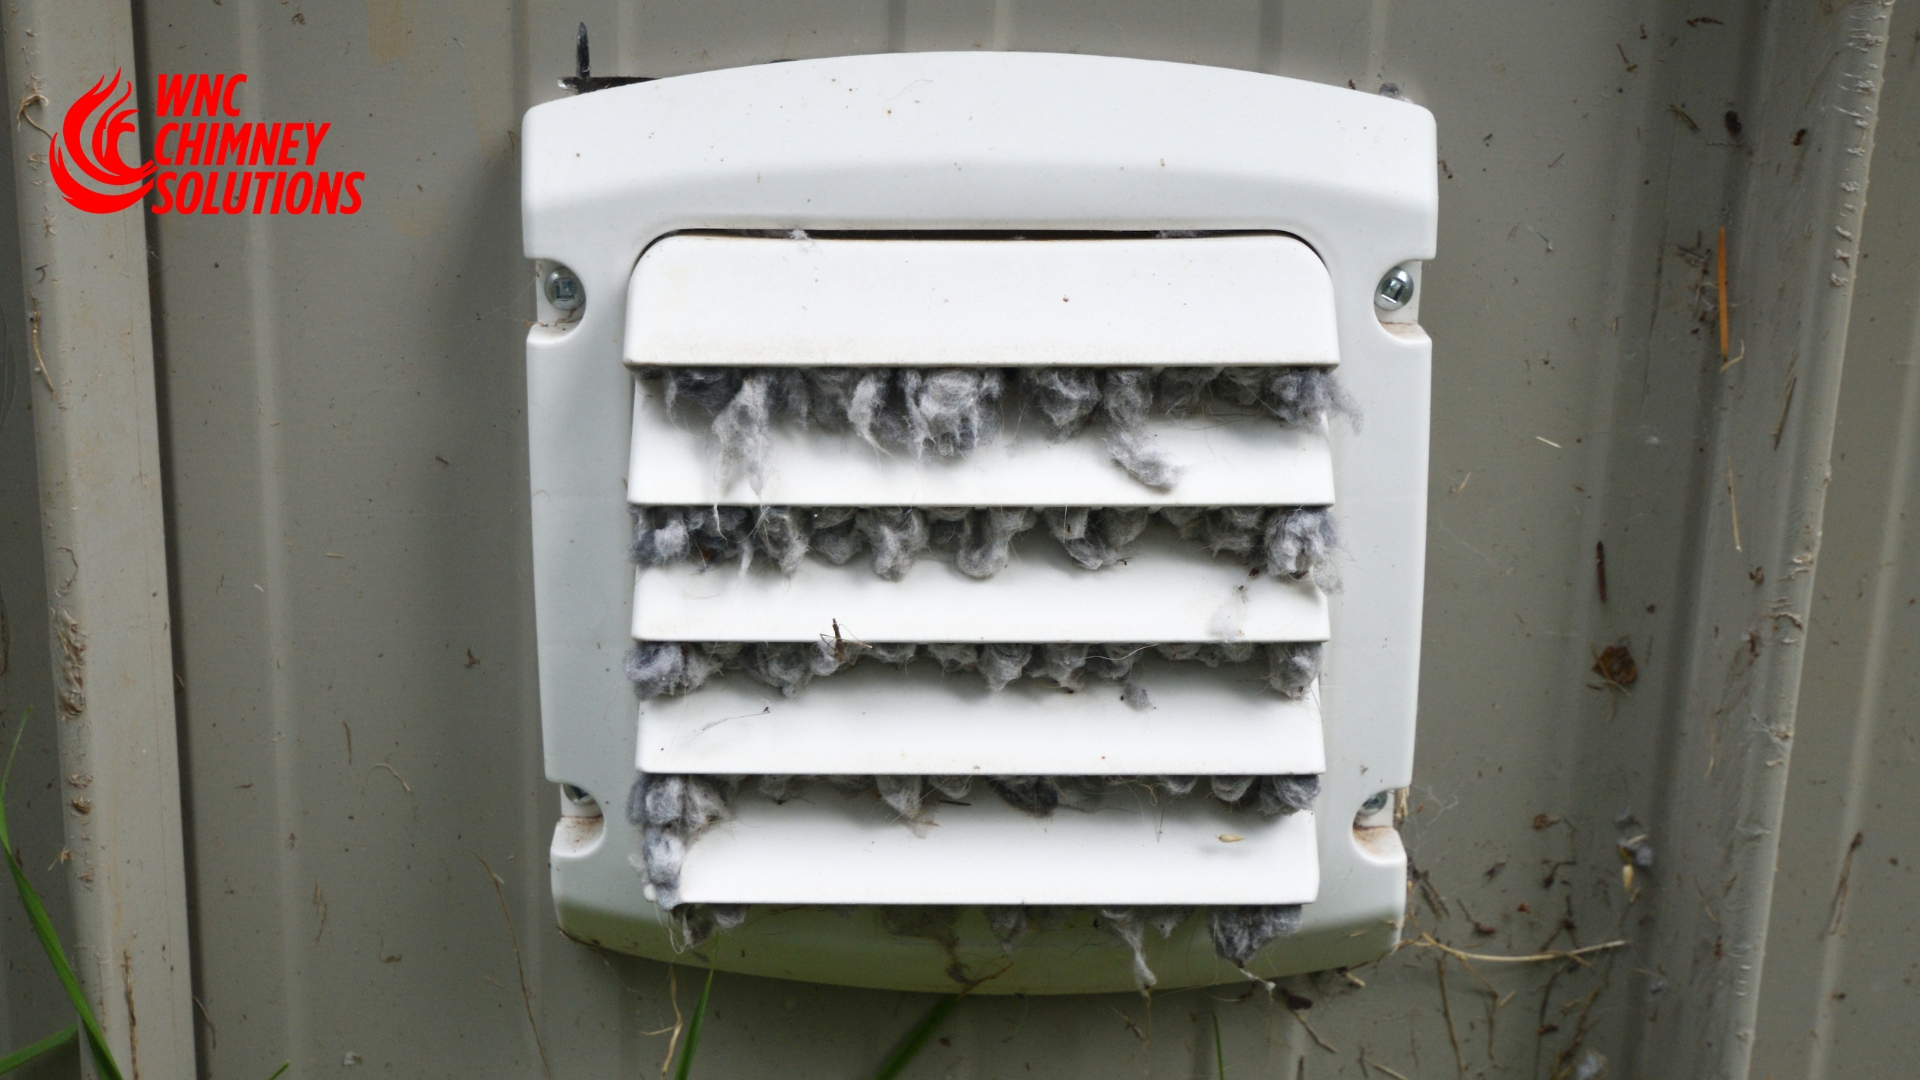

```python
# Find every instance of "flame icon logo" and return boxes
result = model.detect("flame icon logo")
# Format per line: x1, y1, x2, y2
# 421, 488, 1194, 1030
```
50, 70, 155, 214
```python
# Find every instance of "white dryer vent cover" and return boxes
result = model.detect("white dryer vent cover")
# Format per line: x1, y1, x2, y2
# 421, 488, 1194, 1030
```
520, 52, 1435, 994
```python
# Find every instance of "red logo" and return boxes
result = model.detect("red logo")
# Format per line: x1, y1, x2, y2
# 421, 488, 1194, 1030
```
48, 71, 365, 216
50, 69, 155, 214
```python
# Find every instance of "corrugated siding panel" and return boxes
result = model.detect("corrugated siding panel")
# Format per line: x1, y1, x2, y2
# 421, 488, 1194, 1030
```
120, 0, 1910, 1076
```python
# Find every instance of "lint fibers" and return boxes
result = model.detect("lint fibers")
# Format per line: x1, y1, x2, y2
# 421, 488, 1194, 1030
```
632, 504, 1339, 588
623, 365, 1346, 981
652, 364, 1354, 491
625, 640, 1323, 699
629, 771, 1315, 984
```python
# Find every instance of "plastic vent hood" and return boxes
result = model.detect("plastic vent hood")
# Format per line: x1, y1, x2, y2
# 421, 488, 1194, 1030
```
521, 51, 1436, 994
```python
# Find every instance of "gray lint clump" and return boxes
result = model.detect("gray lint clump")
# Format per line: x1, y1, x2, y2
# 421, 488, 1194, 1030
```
657, 898, 1303, 982
1099, 907, 1160, 991
624, 640, 1323, 700
627, 772, 1314, 977
628, 775, 1313, 975
650, 364, 1352, 490
632, 504, 1337, 584
981, 904, 1303, 989
624, 773, 744, 910
668, 903, 749, 948
1210, 904, 1305, 980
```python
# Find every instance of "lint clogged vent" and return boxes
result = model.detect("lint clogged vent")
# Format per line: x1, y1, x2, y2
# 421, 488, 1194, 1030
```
521, 51, 1436, 995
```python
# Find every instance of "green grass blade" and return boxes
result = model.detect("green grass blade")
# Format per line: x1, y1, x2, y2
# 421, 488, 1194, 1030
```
0, 717, 125, 1080
0, 1026, 75, 1074
1212, 1013, 1225, 1080
264, 1062, 290, 1079
871, 993, 962, 1080
670, 965, 715, 1080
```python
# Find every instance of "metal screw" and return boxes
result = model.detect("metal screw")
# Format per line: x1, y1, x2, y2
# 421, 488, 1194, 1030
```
1374, 266, 1414, 310
544, 265, 585, 313
1359, 791, 1392, 815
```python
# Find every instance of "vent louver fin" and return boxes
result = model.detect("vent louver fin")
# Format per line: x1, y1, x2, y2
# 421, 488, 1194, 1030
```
624, 233, 1339, 923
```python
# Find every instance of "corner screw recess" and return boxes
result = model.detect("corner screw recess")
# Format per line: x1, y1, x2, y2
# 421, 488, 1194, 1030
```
544, 265, 585, 313
1374, 266, 1414, 310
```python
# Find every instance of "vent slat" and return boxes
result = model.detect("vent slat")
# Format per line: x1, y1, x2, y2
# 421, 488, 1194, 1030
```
674, 791, 1318, 906
638, 662, 1323, 775
626, 234, 1339, 370
627, 380, 1337, 507
632, 543, 1329, 643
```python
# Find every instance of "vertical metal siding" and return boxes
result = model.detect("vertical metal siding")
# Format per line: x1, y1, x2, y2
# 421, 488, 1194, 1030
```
1751, 3, 1920, 1073
100, 0, 1909, 1077
0, 111, 85, 1080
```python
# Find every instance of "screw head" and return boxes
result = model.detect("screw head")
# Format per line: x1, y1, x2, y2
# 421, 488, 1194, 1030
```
1374, 266, 1414, 310
543, 265, 585, 313
1360, 791, 1392, 815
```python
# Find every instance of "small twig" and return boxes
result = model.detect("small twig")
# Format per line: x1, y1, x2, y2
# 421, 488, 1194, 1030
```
1717, 226, 1730, 358
192, 995, 217, 1049
15, 90, 53, 141
1773, 373, 1798, 449
1826, 831, 1865, 934
1289, 1006, 1338, 1053
1108, 1004, 1148, 1044
655, 966, 685, 1080
1435, 957, 1468, 1079
1362, 1051, 1412, 1080
1418, 937, 1501, 999
1692, 880, 1720, 925
1720, 341, 1745, 372
371, 761, 412, 793
474, 854, 554, 1080
1727, 455, 1743, 552
28, 307, 53, 396
1536, 435, 1563, 448
1407, 937, 1628, 966
1548, 966, 1613, 1080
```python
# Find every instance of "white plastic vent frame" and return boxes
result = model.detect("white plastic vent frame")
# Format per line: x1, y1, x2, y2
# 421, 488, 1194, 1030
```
522, 52, 1435, 994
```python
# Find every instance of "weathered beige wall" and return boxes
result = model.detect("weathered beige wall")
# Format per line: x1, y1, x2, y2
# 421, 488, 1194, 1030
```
48, 0, 1895, 1078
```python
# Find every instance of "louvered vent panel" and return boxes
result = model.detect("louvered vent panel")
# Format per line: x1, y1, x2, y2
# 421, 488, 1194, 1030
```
625, 234, 1339, 369
626, 233, 1333, 907
676, 792, 1318, 907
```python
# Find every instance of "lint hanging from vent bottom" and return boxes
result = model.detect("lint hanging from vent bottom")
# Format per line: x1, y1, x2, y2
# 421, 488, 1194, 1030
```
630, 771, 1319, 990
661, 902, 1305, 992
